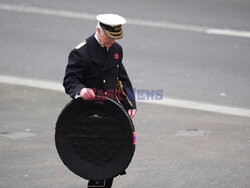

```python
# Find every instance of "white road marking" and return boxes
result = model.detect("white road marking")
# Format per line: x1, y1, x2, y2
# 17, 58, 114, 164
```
0, 75, 64, 91
139, 98, 250, 118
1, 75, 250, 118
1, 3, 250, 38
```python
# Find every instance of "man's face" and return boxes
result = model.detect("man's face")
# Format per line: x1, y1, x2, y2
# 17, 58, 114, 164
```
97, 28, 115, 47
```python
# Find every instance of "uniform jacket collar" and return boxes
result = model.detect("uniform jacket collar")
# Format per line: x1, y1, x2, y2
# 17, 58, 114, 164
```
87, 34, 119, 71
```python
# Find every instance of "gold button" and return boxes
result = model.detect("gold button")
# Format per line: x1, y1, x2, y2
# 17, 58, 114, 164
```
117, 65, 119, 68
103, 80, 106, 83
104, 92, 107, 95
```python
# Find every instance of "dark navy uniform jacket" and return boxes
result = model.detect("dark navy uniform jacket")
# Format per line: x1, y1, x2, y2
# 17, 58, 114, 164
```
63, 34, 136, 110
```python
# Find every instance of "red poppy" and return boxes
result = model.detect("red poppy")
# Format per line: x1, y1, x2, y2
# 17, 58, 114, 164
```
114, 53, 119, 59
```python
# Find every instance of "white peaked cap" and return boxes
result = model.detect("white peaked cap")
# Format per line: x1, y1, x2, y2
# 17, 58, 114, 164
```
96, 14, 126, 26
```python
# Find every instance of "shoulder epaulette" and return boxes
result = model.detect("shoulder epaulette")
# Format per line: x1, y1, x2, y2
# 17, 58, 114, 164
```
75, 40, 86, 49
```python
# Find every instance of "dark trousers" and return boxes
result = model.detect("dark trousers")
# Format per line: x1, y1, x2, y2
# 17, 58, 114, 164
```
87, 178, 113, 188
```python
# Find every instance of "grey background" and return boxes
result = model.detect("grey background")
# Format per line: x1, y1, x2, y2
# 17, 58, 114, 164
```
0, 0, 250, 187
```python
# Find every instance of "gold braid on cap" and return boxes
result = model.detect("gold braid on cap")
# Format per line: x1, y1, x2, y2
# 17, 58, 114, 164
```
104, 29, 123, 39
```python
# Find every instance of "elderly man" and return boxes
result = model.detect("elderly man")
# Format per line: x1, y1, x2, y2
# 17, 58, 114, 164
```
63, 14, 137, 188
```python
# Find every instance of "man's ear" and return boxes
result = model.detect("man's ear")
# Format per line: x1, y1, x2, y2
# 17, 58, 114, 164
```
97, 28, 102, 35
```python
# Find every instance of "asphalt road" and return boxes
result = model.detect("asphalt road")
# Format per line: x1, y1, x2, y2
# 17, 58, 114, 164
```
0, 0, 250, 187
0, 0, 250, 108
1, 84, 249, 188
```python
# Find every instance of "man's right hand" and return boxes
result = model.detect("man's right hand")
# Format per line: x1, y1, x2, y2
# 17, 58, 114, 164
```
79, 88, 96, 100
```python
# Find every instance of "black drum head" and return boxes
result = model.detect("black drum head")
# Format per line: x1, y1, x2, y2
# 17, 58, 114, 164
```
55, 97, 135, 180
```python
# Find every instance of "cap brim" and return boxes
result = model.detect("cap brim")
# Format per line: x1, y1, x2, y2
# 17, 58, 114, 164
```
103, 28, 123, 39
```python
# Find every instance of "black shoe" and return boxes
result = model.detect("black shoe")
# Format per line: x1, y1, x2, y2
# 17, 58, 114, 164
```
88, 178, 113, 188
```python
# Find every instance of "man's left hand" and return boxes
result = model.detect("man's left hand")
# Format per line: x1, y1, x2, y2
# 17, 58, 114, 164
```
128, 109, 136, 119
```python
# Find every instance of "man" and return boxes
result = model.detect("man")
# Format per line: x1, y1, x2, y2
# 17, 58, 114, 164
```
63, 14, 137, 188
